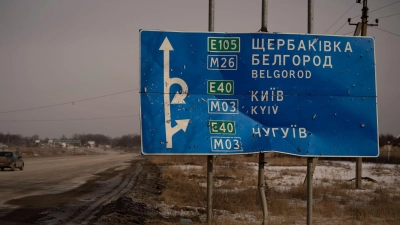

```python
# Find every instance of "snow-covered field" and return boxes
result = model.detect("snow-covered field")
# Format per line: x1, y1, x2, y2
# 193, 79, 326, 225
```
153, 156, 400, 225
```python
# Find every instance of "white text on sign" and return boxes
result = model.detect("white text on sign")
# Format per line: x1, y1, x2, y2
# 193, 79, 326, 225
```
208, 99, 239, 114
207, 55, 238, 70
211, 137, 243, 152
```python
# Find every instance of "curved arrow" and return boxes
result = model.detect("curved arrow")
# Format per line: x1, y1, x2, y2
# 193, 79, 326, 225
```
159, 37, 190, 148
170, 77, 188, 104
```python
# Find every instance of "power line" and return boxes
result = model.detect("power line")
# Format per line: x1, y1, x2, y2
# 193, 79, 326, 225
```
378, 12, 400, 19
324, 2, 357, 34
369, 0, 400, 14
351, 0, 400, 19
0, 88, 139, 114
333, 21, 348, 34
0, 114, 139, 123
342, 31, 355, 35
373, 27, 400, 38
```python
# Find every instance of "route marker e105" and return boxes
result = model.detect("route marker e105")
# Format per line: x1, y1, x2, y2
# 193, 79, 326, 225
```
208, 37, 240, 52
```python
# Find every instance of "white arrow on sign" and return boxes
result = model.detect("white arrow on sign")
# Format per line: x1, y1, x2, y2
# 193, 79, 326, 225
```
159, 37, 190, 148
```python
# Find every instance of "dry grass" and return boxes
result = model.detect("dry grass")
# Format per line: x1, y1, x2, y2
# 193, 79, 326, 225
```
148, 153, 307, 167
213, 187, 259, 213
265, 153, 307, 166
159, 166, 205, 207
147, 155, 205, 166
147, 154, 400, 225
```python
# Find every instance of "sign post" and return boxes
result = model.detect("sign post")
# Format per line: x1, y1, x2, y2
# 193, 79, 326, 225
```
259, 1, 269, 225
207, 1, 215, 224
307, 1, 314, 224
140, 29, 378, 225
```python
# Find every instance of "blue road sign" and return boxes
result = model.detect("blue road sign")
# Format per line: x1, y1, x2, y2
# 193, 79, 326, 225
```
140, 30, 378, 157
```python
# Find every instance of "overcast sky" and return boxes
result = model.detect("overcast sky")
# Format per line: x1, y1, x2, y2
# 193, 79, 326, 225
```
0, 0, 399, 139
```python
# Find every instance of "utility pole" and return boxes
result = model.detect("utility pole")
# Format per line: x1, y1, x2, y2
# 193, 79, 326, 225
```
349, 0, 379, 36
348, 0, 378, 189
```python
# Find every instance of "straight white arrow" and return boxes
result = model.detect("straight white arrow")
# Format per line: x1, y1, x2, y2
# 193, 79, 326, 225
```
159, 37, 189, 148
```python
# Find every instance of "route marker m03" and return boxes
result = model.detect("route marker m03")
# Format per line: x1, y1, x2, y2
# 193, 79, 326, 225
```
140, 30, 378, 157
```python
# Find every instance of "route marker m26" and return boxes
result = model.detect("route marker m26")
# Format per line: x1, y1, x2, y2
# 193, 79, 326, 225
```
140, 30, 378, 157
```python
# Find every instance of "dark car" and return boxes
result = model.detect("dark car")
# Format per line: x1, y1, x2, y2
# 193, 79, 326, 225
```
0, 152, 24, 171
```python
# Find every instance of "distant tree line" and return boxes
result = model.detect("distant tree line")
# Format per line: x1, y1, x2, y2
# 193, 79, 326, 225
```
379, 134, 399, 147
0, 133, 24, 146
1, 132, 398, 148
0, 132, 141, 148
70, 133, 141, 148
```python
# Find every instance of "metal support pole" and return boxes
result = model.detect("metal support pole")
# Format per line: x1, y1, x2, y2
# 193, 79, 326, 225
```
258, 153, 268, 225
208, 0, 214, 32
307, 158, 314, 225
258, 1, 269, 225
307, 1, 314, 225
356, 158, 362, 188
308, 0, 314, 34
207, 155, 213, 224
207, 1, 214, 224
261, 0, 268, 32
303, 158, 318, 185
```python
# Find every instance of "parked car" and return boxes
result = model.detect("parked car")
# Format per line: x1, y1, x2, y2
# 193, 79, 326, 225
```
0, 151, 24, 171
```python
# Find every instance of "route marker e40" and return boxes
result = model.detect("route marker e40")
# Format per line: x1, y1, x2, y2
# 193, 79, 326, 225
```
207, 80, 234, 95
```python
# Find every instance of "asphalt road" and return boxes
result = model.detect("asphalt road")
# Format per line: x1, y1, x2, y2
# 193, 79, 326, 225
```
0, 148, 143, 224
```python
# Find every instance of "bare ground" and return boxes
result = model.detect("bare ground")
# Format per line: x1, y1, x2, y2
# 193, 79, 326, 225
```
0, 159, 169, 225
91, 160, 168, 225
4, 154, 398, 225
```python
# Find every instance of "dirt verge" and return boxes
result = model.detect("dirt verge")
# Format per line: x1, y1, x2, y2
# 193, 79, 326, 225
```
91, 160, 167, 225
0, 159, 167, 225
